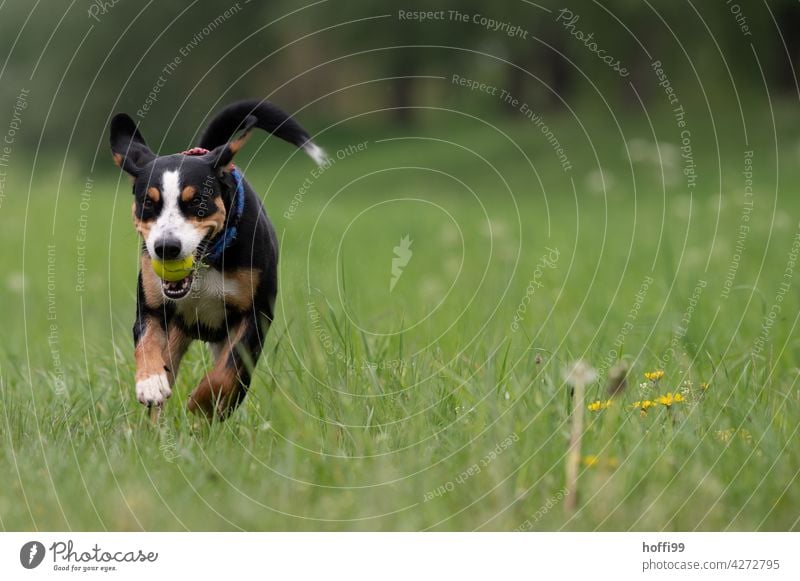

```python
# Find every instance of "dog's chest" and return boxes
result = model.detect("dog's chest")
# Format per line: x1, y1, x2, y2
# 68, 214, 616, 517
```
171, 268, 238, 329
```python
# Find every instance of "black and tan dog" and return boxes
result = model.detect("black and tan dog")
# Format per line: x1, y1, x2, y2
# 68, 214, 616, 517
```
110, 99, 324, 419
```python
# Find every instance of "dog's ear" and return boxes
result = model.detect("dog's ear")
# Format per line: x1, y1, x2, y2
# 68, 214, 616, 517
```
201, 115, 257, 172
110, 113, 155, 176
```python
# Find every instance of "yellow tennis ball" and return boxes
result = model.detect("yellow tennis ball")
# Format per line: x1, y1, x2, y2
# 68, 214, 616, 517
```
151, 255, 194, 281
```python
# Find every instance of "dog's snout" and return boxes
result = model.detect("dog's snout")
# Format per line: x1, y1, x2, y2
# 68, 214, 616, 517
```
154, 237, 182, 260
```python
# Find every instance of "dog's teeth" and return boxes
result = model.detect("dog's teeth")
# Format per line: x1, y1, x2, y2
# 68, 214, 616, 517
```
161, 273, 194, 299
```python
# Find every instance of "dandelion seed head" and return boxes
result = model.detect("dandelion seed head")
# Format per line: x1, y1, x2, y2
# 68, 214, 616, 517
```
564, 360, 598, 387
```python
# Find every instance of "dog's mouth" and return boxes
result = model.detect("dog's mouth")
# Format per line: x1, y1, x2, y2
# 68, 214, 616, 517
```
161, 272, 194, 300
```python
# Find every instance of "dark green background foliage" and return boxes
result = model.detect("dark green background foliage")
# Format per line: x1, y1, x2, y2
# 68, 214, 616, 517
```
0, 1, 798, 530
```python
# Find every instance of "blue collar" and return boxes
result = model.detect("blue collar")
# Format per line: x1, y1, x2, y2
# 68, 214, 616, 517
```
205, 167, 245, 263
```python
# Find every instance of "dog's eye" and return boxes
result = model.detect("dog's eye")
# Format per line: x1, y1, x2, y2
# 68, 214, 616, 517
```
142, 198, 154, 210
191, 195, 211, 209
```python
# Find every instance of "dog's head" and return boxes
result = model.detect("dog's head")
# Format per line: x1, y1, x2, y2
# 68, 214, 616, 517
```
110, 100, 324, 300
110, 113, 253, 268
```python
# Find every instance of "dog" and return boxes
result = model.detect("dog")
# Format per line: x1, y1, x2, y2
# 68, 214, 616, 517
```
109, 99, 325, 419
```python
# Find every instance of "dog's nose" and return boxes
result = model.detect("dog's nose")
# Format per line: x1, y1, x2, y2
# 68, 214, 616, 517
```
154, 237, 182, 260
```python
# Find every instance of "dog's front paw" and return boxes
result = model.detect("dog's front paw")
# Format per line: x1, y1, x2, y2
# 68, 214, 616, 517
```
136, 373, 171, 406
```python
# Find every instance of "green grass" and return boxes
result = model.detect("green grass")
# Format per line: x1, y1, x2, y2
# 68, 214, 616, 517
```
1, 109, 799, 531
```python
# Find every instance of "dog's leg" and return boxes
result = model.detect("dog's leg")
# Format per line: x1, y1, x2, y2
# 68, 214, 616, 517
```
187, 314, 267, 419
162, 325, 192, 387
133, 316, 172, 407
142, 326, 192, 423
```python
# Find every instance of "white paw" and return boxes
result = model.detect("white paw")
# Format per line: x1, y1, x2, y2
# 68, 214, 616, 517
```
136, 373, 171, 406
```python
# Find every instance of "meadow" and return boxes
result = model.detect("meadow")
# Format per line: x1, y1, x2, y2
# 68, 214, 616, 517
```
1, 103, 799, 531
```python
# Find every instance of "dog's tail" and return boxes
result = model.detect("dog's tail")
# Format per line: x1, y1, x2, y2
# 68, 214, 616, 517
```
198, 99, 326, 165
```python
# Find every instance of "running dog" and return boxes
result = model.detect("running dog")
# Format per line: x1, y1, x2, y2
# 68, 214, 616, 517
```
109, 99, 324, 419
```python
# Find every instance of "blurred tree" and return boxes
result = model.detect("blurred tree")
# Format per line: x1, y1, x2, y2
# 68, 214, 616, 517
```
0, 0, 798, 155
774, 1, 800, 94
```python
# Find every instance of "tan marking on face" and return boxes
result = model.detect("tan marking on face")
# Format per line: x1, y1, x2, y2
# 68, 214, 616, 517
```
132, 202, 154, 241
135, 320, 167, 382
180, 185, 197, 203
188, 195, 226, 239
223, 268, 261, 311
140, 254, 165, 308
147, 186, 161, 203
112, 152, 123, 167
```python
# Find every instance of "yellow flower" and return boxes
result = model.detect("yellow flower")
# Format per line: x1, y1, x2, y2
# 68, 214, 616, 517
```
644, 370, 665, 382
655, 392, 684, 407
587, 399, 613, 412
700, 382, 709, 390
631, 400, 658, 412
582, 455, 618, 468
